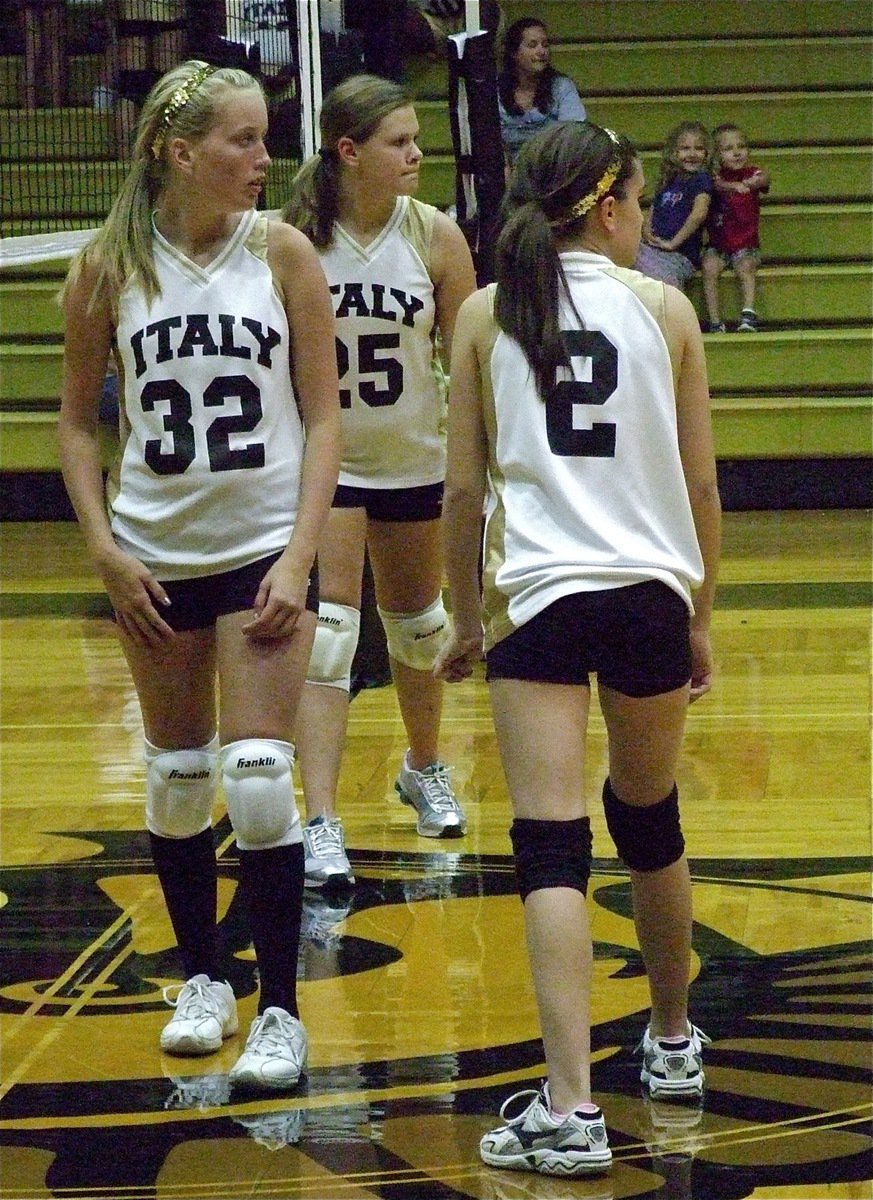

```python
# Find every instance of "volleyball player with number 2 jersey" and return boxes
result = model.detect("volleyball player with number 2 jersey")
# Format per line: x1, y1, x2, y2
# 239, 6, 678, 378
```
436, 121, 721, 1177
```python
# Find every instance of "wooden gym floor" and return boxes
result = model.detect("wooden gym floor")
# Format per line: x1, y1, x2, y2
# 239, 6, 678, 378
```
1, 510, 871, 1200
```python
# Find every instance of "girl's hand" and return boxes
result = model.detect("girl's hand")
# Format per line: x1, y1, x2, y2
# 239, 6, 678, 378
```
242, 555, 309, 640
434, 627, 484, 683
689, 627, 714, 701
98, 548, 175, 647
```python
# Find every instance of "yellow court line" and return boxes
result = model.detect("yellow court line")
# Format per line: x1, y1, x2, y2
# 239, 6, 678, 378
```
616, 1107, 873, 1167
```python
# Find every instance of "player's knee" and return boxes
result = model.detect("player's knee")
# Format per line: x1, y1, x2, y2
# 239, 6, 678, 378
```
219, 739, 301, 850
509, 817, 593, 901
145, 735, 218, 839
602, 778, 685, 871
378, 597, 450, 672
306, 602, 361, 690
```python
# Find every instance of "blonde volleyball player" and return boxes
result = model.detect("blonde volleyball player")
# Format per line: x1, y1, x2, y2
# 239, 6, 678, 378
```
282, 76, 477, 890
58, 61, 340, 1091
436, 121, 720, 1176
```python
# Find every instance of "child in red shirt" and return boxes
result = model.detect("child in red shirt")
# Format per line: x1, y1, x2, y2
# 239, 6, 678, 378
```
702, 124, 770, 332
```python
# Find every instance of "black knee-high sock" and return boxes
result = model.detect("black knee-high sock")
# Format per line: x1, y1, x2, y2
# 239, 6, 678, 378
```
149, 828, 219, 980
238, 841, 304, 1017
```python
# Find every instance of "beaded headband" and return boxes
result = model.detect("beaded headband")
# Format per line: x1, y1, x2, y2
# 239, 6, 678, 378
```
151, 64, 217, 159
563, 128, 623, 221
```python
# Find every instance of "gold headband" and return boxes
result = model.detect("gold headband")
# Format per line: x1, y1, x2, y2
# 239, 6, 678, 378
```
563, 128, 623, 221
151, 64, 217, 159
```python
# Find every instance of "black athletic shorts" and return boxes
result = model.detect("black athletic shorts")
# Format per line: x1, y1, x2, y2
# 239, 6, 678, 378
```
332, 481, 443, 521
154, 552, 319, 633
485, 580, 692, 698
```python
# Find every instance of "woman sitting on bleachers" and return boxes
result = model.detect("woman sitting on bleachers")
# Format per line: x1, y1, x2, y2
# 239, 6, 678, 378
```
497, 16, 586, 168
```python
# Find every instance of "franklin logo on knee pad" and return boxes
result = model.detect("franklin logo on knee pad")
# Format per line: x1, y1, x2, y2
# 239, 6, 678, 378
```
378, 598, 450, 672
220, 739, 300, 851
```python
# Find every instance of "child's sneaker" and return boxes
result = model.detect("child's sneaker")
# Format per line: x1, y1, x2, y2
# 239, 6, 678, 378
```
229, 1007, 308, 1091
638, 1024, 711, 1099
395, 753, 467, 837
303, 816, 355, 889
159, 975, 238, 1055
704, 320, 727, 333
737, 308, 759, 332
479, 1083, 612, 1176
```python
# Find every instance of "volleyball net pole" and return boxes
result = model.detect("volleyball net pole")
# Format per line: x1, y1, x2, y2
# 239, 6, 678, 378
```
296, 0, 323, 158
449, 0, 504, 284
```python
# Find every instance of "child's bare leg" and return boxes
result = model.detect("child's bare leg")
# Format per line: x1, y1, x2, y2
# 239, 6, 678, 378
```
736, 255, 758, 311
701, 253, 724, 325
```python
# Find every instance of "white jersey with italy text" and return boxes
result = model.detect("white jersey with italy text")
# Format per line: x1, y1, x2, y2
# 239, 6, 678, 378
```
481, 251, 705, 651
318, 195, 446, 489
109, 210, 304, 580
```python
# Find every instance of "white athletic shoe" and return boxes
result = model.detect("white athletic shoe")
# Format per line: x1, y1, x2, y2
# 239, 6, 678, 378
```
395, 753, 467, 838
638, 1024, 711, 1099
229, 1007, 308, 1091
479, 1083, 612, 1176
303, 816, 355, 889
159, 974, 238, 1056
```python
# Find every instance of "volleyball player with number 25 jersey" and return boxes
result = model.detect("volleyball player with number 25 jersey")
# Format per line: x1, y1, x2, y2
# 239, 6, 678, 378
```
282, 75, 477, 891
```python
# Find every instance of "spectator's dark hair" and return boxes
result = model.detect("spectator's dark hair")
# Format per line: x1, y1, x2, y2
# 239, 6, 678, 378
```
495, 121, 638, 399
281, 74, 413, 248
498, 18, 560, 117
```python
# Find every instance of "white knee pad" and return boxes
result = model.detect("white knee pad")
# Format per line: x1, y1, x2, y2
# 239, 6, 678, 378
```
306, 601, 361, 690
145, 735, 218, 839
219, 739, 301, 851
378, 597, 451, 672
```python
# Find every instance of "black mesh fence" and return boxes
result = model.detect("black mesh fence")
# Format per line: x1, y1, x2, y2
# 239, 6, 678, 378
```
0, 0, 305, 238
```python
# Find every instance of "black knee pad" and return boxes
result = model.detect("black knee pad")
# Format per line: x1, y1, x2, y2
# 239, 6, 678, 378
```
509, 817, 592, 902
602, 778, 684, 872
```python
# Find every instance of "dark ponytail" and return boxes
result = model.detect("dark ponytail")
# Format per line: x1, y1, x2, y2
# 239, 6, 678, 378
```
495, 121, 637, 399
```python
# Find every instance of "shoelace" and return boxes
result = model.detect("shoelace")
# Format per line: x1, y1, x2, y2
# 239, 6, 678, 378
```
163, 978, 217, 1019
246, 1011, 301, 1059
307, 820, 344, 857
413, 763, 460, 813
498, 1088, 543, 1125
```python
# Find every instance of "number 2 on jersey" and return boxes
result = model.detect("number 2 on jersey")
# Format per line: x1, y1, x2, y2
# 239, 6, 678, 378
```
546, 329, 617, 457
